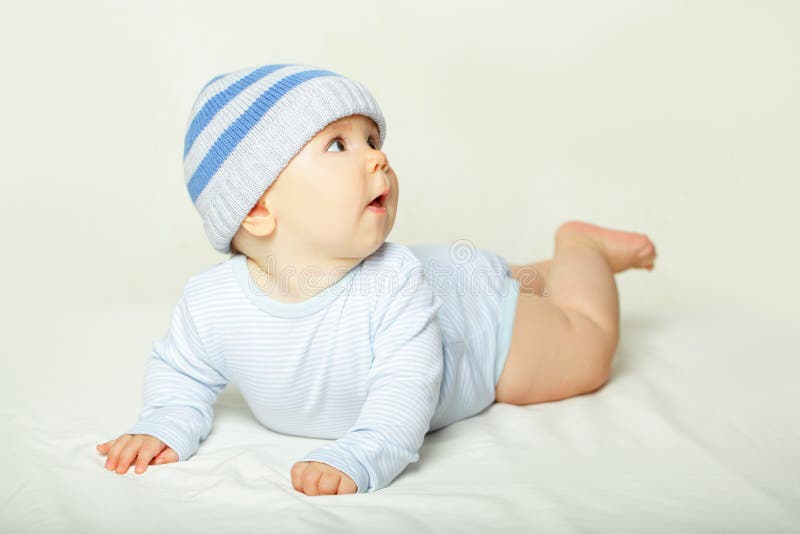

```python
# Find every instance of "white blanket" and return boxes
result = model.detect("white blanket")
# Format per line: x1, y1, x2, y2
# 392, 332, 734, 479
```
3, 295, 797, 533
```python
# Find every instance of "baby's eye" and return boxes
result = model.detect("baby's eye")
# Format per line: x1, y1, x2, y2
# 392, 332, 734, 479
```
326, 135, 381, 152
327, 138, 346, 152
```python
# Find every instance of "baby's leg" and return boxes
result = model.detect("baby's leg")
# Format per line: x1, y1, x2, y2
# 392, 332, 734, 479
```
495, 221, 656, 405
509, 239, 654, 296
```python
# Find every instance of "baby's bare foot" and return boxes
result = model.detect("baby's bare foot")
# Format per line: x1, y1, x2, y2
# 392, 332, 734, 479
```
555, 220, 657, 273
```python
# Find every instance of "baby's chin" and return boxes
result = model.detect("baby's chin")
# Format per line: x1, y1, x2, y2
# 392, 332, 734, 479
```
364, 238, 388, 258
342, 239, 385, 262
342, 231, 390, 261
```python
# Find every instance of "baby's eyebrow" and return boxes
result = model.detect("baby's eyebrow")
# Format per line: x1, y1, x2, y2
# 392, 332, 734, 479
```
324, 129, 379, 144
333, 119, 379, 135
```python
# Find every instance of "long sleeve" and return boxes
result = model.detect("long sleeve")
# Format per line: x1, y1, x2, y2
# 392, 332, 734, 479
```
126, 282, 229, 461
296, 258, 444, 493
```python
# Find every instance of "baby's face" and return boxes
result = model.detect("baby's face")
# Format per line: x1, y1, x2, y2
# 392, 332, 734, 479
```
265, 114, 398, 259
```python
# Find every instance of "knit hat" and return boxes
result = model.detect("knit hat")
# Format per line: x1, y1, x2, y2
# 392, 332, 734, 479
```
182, 63, 387, 254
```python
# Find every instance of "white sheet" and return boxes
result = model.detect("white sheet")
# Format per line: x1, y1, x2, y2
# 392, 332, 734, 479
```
2, 293, 798, 533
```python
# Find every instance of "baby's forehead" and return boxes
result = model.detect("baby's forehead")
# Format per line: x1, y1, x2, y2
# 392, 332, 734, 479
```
322, 114, 379, 133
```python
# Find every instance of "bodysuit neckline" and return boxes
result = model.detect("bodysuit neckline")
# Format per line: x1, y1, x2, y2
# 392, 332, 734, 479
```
230, 253, 362, 318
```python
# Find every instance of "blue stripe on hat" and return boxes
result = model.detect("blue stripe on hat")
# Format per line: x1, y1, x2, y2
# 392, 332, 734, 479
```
187, 69, 339, 203
183, 64, 292, 159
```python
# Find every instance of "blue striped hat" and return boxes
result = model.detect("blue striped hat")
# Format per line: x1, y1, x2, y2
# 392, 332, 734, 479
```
182, 63, 387, 254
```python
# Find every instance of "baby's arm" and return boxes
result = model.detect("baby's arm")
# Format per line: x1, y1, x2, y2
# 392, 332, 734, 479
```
98, 281, 228, 474
294, 259, 444, 494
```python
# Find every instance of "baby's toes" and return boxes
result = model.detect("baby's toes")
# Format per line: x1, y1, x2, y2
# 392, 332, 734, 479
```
635, 240, 656, 268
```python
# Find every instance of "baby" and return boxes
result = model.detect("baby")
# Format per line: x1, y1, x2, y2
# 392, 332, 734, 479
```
97, 63, 657, 495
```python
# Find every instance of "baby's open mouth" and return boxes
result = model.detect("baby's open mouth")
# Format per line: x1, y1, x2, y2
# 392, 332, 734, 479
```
368, 192, 387, 208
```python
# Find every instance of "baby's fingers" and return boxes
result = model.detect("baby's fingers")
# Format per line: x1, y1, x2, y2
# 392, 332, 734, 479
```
102, 434, 133, 472
113, 437, 144, 474
133, 440, 167, 474
96, 440, 114, 455
152, 447, 179, 466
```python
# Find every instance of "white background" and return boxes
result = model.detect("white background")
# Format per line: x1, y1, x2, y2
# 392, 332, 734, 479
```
2, 1, 798, 319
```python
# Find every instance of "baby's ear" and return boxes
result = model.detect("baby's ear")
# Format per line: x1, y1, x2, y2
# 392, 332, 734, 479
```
240, 201, 276, 237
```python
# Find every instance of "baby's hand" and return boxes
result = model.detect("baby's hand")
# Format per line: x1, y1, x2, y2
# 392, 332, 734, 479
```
96, 434, 178, 474
291, 461, 358, 496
